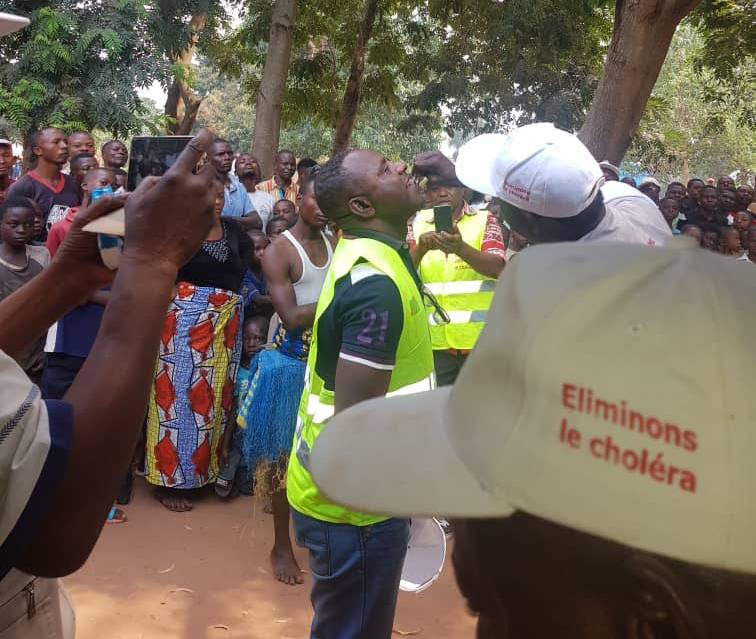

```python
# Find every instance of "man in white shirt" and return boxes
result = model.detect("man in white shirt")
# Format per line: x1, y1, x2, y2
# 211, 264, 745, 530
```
236, 153, 275, 229
414, 123, 671, 248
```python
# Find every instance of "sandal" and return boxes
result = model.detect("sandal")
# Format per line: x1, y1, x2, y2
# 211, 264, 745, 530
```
105, 506, 127, 524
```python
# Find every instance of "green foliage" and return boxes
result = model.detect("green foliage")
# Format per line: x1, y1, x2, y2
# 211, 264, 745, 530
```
688, 0, 756, 80
194, 62, 441, 160
410, 0, 613, 137
626, 23, 755, 183
208, 0, 439, 135
0, 1, 167, 140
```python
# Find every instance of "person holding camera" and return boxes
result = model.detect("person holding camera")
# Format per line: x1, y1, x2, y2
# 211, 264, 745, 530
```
408, 187, 505, 385
0, 130, 218, 638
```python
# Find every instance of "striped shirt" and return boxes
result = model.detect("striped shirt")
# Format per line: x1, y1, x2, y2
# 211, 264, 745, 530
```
256, 177, 299, 204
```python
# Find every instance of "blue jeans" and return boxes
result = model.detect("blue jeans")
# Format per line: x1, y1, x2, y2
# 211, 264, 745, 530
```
292, 509, 410, 639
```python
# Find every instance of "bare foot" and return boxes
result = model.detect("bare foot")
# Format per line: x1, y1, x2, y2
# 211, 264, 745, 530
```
270, 546, 303, 586
155, 488, 193, 512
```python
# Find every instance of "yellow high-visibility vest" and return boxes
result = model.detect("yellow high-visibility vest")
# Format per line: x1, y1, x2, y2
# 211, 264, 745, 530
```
287, 236, 435, 526
413, 209, 497, 350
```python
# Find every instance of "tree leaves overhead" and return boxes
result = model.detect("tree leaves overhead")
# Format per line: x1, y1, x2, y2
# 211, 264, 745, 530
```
687, 0, 756, 80
0, 1, 167, 139
195, 62, 441, 159
625, 23, 754, 182
207, 0, 437, 134
411, 0, 613, 138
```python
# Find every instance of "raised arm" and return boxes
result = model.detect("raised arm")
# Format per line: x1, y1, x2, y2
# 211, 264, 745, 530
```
262, 240, 316, 330
16, 130, 219, 577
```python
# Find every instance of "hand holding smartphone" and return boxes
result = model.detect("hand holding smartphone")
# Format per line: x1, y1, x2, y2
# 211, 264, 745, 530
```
127, 136, 194, 191
433, 205, 453, 233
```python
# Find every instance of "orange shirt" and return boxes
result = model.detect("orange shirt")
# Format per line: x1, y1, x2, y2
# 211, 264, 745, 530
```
256, 177, 299, 204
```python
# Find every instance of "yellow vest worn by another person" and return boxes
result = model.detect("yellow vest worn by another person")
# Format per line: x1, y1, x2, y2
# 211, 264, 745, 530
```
287, 236, 435, 526
413, 209, 497, 351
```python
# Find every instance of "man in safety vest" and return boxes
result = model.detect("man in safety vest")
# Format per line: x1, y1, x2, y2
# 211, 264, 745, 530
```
287, 149, 436, 639
409, 185, 506, 384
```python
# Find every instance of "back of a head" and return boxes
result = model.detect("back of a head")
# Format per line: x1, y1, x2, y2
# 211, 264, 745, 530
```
297, 157, 318, 172
454, 512, 756, 639
313, 151, 352, 222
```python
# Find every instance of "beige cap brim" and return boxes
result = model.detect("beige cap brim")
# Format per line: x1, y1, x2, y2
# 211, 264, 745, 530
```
310, 386, 509, 518
82, 208, 125, 236
0, 13, 30, 36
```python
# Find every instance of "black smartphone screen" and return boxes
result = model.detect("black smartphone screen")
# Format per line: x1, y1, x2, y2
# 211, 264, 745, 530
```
127, 136, 193, 191
433, 205, 454, 233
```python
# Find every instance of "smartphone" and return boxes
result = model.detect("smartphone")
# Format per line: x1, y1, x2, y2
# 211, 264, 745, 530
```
127, 136, 193, 191
433, 205, 453, 233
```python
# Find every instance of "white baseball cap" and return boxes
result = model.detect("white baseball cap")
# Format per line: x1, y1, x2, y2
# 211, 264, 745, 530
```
640, 177, 661, 189
311, 238, 756, 573
455, 123, 604, 219
0, 13, 29, 37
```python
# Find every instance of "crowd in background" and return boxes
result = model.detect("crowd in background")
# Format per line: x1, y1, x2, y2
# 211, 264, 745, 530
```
599, 161, 756, 260
0, 127, 754, 582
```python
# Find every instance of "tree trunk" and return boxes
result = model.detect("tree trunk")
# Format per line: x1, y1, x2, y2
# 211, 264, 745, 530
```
164, 13, 207, 135
252, 0, 297, 178
578, 0, 701, 164
332, 0, 381, 154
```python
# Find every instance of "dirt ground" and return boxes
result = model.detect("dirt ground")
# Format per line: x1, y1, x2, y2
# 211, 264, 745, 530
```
64, 480, 476, 639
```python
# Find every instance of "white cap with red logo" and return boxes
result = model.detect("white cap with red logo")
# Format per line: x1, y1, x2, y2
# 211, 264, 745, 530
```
455, 123, 605, 219
310, 238, 756, 574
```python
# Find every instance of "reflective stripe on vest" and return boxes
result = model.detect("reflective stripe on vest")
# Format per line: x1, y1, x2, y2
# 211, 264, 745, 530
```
413, 209, 496, 350
424, 279, 497, 296
295, 371, 435, 473
429, 310, 488, 325
287, 237, 435, 527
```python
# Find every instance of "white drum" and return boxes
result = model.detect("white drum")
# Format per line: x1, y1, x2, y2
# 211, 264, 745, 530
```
399, 518, 447, 593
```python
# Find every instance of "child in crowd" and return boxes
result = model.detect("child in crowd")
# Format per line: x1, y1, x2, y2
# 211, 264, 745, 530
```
266, 216, 290, 239
69, 153, 99, 187
659, 196, 681, 233
47, 167, 114, 257
217, 314, 270, 498
680, 224, 702, 245
240, 229, 273, 316
30, 205, 45, 244
720, 226, 744, 258
0, 197, 50, 382
733, 210, 752, 250
700, 224, 720, 252
745, 226, 756, 263
272, 198, 297, 227
112, 168, 127, 192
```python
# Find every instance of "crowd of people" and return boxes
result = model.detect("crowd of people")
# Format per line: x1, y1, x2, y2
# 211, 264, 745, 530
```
1, 121, 755, 639
599, 161, 756, 259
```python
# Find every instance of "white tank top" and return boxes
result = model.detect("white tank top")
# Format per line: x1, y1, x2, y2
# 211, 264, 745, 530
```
282, 229, 333, 305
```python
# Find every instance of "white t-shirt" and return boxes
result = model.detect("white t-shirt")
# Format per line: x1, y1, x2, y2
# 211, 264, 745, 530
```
0, 351, 71, 579
580, 181, 671, 246
247, 190, 275, 229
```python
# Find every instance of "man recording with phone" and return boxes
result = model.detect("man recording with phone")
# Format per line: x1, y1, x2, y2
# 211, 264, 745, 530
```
408, 185, 505, 385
